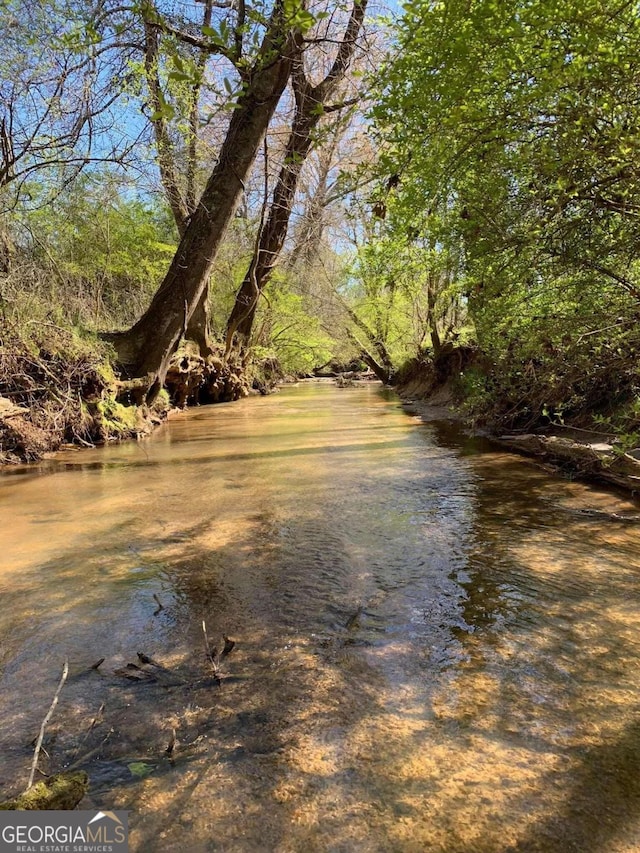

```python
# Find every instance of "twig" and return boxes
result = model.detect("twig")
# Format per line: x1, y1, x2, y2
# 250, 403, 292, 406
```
166, 728, 177, 757
69, 702, 105, 762
546, 420, 617, 437
202, 619, 219, 675
65, 728, 114, 772
27, 660, 68, 790
201, 619, 214, 661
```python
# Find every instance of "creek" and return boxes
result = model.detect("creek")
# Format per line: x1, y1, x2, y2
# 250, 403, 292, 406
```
1, 382, 640, 852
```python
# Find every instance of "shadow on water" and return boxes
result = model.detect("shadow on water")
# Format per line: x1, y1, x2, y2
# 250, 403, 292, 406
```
1, 385, 640, 850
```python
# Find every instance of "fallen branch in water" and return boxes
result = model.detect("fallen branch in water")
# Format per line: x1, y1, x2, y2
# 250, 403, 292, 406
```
69, 703, 105, 764
65, 728, 114, 773
113, 663, 156, 682
27, 660, 68, 790
135, 652, 187, 685
137, 651, 168, 671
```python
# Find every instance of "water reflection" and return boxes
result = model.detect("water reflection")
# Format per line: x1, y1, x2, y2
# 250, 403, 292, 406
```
1, 384, 640, 851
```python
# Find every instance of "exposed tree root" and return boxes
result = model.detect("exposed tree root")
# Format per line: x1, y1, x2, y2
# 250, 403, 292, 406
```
164, 347, 253, 408
0, 325, 170, 464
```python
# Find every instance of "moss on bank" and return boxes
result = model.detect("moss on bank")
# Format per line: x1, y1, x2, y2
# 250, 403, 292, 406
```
0, 323, 170, 464
0, 772, 88, 810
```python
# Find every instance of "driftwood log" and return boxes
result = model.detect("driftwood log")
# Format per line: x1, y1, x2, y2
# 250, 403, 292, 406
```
497, 434, 640, 492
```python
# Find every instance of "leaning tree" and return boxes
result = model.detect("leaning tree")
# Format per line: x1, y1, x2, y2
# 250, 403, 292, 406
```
108, 0, 311, 399
224, 0, 368, 356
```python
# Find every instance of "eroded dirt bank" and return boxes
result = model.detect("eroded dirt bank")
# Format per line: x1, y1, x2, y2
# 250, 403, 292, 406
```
0, 330, 260, 464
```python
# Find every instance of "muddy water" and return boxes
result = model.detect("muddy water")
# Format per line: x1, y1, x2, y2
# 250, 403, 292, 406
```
2, 383, 640, 851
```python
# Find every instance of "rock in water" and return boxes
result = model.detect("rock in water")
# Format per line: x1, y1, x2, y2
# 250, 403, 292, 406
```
0, 772, 89, 810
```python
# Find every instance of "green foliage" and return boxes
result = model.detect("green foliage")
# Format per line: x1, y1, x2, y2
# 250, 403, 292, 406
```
253, 273, 336, 375
16, 177, 177, 328
283, 0, 318, 34
368, 0, 640, 429
342, 212, 466, 373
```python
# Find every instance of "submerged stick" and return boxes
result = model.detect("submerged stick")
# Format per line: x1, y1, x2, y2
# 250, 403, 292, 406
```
202, 620, 220, 676
137, 652, 168, 671
27, 660, 69, 790
166, 728, 177, 758
69, 703, 105, 763
65, 728, 114, 773
221, 635, 235, 660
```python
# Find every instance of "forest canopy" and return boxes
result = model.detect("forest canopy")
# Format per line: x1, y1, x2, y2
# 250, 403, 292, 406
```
369, 0, 640, 434
2, 0, 640, 459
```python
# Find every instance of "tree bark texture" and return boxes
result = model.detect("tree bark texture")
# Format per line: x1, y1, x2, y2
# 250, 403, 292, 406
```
225, 0, 368, 354
110, 20, 301, 398
225, 104, 316, 352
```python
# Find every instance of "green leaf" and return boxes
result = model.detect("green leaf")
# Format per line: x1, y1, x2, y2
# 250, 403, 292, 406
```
202, 24, 226, 47
128, 762, 155, 779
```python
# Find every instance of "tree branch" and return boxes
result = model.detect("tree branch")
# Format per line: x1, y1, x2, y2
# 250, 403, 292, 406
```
27, 661, 69, 790
143, 20, 189, 233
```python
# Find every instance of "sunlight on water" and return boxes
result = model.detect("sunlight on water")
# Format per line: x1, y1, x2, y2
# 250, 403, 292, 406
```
1, 383, 640, 851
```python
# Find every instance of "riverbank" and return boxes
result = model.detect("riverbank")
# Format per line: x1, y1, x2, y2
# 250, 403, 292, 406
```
4, 327, 640, 498
0, 321, 268, 464
392, 343, 640, 494
398, 383, 640, 495
0, 321, 370, 466
0, 325, 174, 464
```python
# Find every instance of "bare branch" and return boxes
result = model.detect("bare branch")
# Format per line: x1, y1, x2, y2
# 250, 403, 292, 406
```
234, 0, 246, 60
144, 15, 237, 64
27, 661, 69, 791
314, 0, 368, 102
143, 20, 189, 232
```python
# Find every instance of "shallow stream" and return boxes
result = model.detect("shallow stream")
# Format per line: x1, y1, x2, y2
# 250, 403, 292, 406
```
2, 383, 640, 851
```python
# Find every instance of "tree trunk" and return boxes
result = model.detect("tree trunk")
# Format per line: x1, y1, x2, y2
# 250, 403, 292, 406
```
427, 272, 442, 356
343, 302, 396, 382
285, 157, 330, 274
225, 0, 368, 355
225, 106, 316, 353
186, 290, 213, 357
345, 328, 394, 384
361, 350, 394, 384
108, 26, 300, 400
